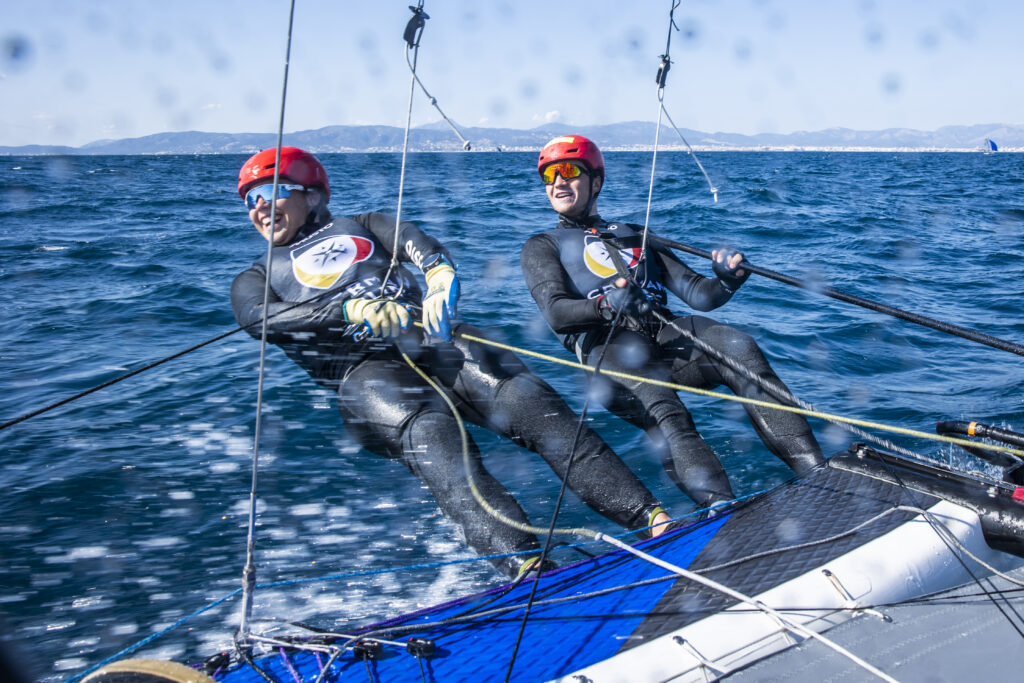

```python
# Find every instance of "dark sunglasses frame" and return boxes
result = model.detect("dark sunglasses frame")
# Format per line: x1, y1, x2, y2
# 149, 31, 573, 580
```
541, 162, 588, 185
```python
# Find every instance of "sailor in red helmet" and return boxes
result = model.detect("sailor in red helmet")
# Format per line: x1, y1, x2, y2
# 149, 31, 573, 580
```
522, 135, 824, 511
231, 147, 673, 577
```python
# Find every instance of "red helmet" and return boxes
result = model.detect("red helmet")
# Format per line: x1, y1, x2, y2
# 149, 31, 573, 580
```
537, 135, 604, 179
237, 147, 330, 202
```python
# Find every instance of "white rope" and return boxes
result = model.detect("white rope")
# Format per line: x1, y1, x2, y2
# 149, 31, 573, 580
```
378, 42, 418, 299
406, 47, 471, 150
596, 532, 900, 682
660, 101, 718, 201
639, 89, 665, 266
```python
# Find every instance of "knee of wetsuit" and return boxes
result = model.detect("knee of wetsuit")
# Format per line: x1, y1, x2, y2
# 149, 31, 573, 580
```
713, 326, 767, 367
402, 409, 460, 450
645, 398, 698, 433
495, 369, 557, 405
486, 369, 562, 434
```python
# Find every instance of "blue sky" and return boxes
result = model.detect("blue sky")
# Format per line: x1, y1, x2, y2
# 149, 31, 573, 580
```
1, 0, 1021, 147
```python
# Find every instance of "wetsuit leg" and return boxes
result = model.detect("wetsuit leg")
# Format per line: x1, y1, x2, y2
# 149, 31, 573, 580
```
444, 324, 662, 531
660, 316, 825, 475
588, 328, 735, 508
337, 352, 540, 577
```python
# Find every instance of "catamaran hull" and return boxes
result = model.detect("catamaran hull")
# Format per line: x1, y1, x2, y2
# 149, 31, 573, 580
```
561, 498, 1019, 682
113, 444, 1024, 682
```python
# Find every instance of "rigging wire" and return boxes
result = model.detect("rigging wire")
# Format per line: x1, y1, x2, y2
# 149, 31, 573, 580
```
504, 310, 634, 682
380, 1, 470, 299
659, 102, 718, 201
0, 285, 360, 433
406, 50, 471, 150
638, 0, 675, 262
238, 0, 297, 648
378, 1, 421, 299
639, 0, 719, 260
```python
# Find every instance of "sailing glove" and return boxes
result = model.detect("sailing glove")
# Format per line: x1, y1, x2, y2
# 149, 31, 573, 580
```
712, 248, 750, 293
598, 278, 651, 320
343, 298, 412, 338
422, 264, 460, 341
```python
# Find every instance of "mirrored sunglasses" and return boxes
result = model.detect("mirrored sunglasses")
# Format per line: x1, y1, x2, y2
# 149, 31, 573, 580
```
541, 162, 587, 185
245, 183, 306, 209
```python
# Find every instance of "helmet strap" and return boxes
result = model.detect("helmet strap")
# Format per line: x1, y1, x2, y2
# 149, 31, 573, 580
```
583, 175, 602, 216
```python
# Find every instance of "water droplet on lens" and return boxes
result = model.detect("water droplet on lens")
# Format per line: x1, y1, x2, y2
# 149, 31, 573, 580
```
882, 72, 901, 95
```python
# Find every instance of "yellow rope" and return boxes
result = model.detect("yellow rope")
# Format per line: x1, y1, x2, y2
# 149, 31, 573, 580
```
399, 351, 597, 540
437, 326, 1024, 461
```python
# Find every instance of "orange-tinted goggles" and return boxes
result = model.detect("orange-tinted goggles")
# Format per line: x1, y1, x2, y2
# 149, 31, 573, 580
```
541, 161, 587, 185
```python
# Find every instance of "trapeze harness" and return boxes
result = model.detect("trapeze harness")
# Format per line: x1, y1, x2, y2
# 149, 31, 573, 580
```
522, 214, 824, 508
231, 212, 663, 576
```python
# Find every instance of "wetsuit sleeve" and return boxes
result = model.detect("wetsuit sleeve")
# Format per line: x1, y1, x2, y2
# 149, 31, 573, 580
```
651, 240, 736, 312
521, 233, 605, 333
351, 212, 454, 272
230, 264, 349, 342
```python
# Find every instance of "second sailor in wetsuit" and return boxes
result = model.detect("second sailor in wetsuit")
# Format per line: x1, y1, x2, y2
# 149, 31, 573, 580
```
521, 135, 825, 511
230, 147, 672, 577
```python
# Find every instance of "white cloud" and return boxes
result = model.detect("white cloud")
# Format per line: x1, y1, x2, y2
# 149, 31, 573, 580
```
532, 110, 561, 123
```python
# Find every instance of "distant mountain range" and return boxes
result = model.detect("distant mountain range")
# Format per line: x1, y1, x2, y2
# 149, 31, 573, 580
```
2, 121, 1020, 155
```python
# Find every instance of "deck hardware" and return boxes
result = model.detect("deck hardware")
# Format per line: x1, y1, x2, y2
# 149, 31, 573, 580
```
822, 569, 892, 622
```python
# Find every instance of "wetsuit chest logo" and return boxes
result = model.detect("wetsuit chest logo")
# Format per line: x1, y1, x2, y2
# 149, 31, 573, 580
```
290, 234, 375, 289
583, 235, 642, 279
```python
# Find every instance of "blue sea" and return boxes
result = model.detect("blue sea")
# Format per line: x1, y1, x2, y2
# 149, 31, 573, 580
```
2, 151, 1023, 681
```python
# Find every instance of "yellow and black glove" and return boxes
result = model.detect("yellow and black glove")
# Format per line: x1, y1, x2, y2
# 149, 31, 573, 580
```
343, 298, 412, 338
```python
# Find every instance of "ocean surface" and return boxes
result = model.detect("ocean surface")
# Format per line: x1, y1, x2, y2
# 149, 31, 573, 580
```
2, 151, 1023, 681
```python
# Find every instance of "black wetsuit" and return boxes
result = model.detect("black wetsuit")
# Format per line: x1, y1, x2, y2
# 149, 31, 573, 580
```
521, 214, 824, 508
231, 212, 662, 576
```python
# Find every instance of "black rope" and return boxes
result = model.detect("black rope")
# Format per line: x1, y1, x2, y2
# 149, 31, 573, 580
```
0, 326, 243, 432
0, 288, 348, 432
654, 235, 1024, 358
234, 629, 279, 683
503, 311, 629, 682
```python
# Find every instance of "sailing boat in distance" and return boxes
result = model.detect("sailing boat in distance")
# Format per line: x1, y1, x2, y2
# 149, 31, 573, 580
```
983, 138, 999, 154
